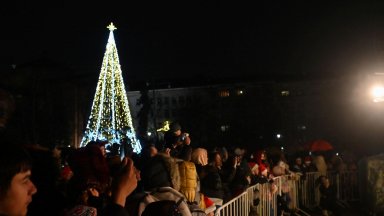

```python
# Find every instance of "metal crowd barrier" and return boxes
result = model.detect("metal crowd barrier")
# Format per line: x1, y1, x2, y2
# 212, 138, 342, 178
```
334, 171, 359, 202
214, 189, 250, 216
299, 172, 321, 210
214, 171, 358, 216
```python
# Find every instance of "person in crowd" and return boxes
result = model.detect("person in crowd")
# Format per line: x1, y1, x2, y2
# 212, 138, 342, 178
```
139, 144, 159, 175
302, 156, 317, 173
291, 156, 304, 174
86, 140, 108, 157
214, 147, 228, 164
141, 149, 181, 192
248, 162, 261, 185
67, 145, 112, 214
313, 154, 328, 176
225, 148, 252, 198
0, 145, 38, 216
271, 159, 292, 177
178, 153, 198, 204
163, 122, 191, 159
318, 175, 342, 216
102, 157, 139, 216
273, 161, 292, 216
200, 152, 225, 199
258, 164, 269, 182
25, 145, 65, 215
330, 155, 347, 173
252, 150, 270, 172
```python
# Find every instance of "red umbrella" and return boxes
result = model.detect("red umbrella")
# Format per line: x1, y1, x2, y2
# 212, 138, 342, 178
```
309, 139, 333, 152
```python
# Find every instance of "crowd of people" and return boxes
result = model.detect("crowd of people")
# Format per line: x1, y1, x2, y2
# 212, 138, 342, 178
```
0, 122, 358, 216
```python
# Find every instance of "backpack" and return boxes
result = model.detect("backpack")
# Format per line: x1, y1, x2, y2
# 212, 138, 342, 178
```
138, 187, 192, 216
178, 161, 198, 203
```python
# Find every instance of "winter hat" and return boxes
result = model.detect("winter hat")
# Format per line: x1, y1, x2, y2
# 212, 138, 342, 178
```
203, 196, 216, 214
248, 162, 256, 169
170, 122, 182, 132
254, 150, 266, 165
248, 162, 259, 173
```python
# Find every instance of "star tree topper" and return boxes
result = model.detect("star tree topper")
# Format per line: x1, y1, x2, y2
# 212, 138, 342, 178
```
107, 22, 117, 31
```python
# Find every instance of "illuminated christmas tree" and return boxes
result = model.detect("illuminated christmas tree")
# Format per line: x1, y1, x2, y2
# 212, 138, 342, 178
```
80, 23, 141, 153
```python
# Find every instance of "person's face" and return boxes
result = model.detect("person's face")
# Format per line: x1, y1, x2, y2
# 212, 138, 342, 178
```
295, 158, 302, 165
261, 169, 268, 177
214, 154, 222, 167
100, 146, 106, 157
321, 177, 330, 187
173, 129, 182, 136
222, 151, 228, 162
0, 170, 37, 216
261, 153, 266, 160
251, 167, 259, 176
149, 146, 158, 157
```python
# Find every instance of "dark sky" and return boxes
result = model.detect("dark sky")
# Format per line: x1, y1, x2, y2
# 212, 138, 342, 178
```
3, 1, 384, 87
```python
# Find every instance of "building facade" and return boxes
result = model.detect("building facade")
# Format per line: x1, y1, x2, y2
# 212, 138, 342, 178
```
125, 79, 345, 151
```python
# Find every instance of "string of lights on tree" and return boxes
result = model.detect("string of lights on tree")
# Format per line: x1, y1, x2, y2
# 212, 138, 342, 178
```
80, 23, 142, 153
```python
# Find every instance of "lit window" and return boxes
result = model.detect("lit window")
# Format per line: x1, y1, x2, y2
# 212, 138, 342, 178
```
220, 125, 230, 132
298, 125, 307, 130
281, 90, 290, 96
219, 90, 230, 97
236, 90, 244, 95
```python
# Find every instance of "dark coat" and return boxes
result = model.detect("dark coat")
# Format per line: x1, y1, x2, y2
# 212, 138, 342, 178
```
200, 165, 224, 199
141, 155, 172, 191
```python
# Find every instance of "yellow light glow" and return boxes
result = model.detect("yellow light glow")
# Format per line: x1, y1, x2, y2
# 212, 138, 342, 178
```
371, 85, 384, 103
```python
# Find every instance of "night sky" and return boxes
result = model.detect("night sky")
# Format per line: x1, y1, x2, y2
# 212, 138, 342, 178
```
3, 2, 384, 88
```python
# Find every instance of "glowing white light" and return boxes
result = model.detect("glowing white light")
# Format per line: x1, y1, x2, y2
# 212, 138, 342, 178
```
276, 134, 281, 139
309, 152, 312, 155
336, 153, 339, 156
281, 146, 284, 150
371, 85, 384, 102
147, 132, 152, 136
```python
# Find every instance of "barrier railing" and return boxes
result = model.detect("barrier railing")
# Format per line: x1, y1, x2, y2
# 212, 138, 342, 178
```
214, 190, 250, 216
214, 171, 358, 216
299, 172, 321, 210
335, 171, 359, 202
